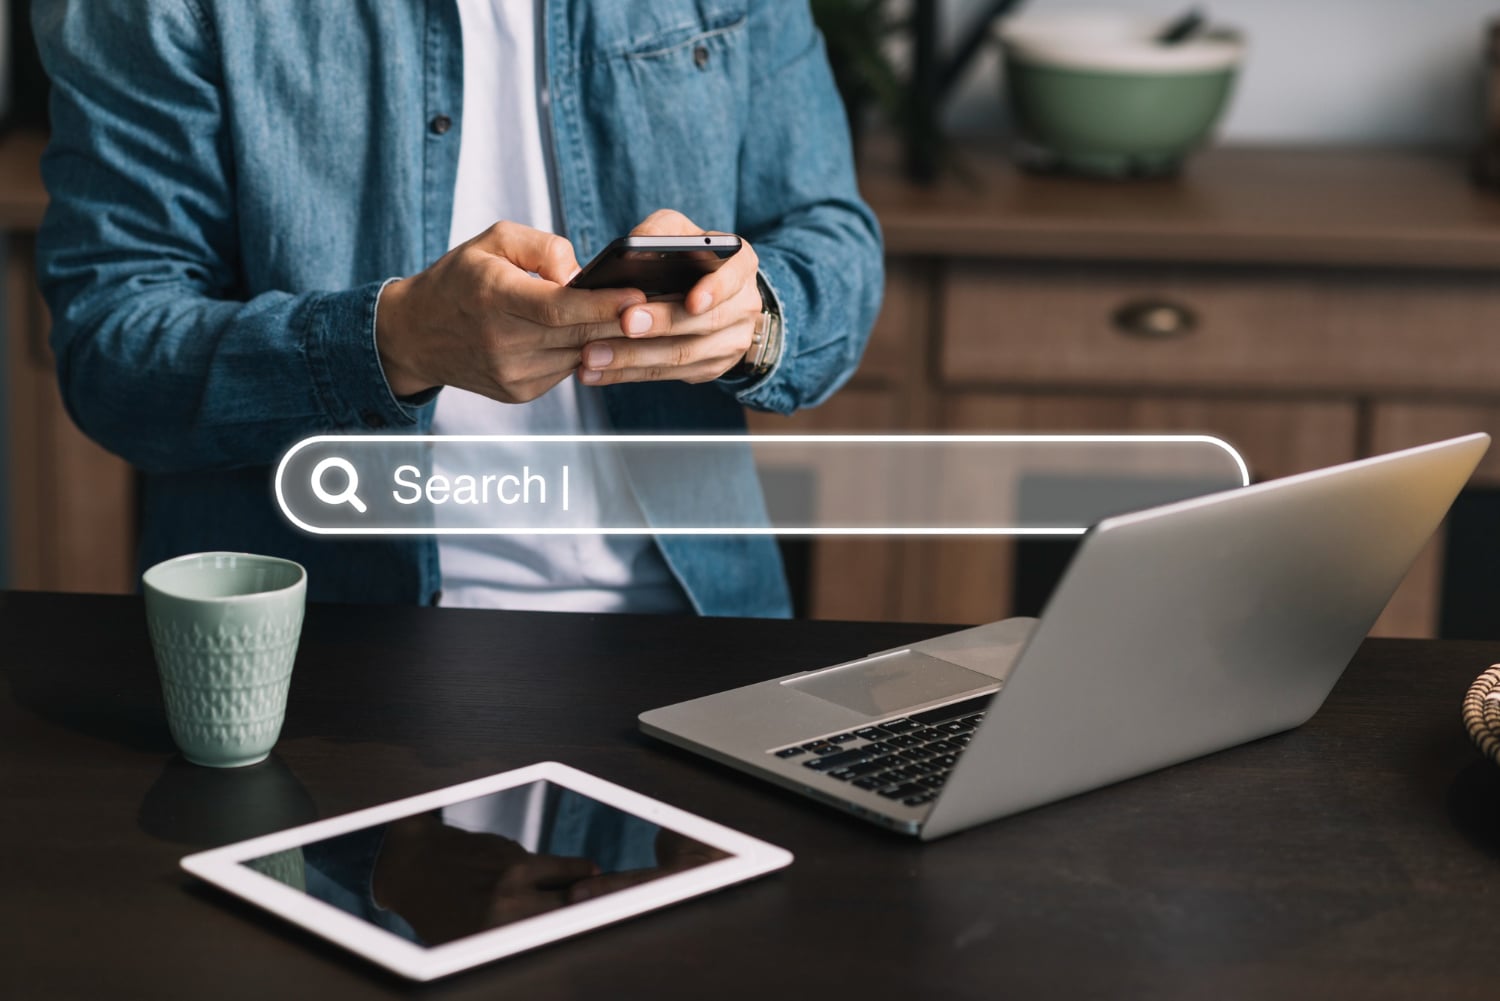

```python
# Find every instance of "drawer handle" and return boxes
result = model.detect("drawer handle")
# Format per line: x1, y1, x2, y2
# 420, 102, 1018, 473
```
1112, 300, 1198, 339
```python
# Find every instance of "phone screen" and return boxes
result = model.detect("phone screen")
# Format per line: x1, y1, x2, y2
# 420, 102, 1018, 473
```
568, 237, 740, 299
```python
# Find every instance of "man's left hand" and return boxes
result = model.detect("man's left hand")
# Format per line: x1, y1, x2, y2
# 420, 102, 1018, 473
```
578, 209, 763, 386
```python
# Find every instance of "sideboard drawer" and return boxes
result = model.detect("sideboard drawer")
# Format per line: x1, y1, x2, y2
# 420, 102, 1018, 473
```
941, 263, 1500, 394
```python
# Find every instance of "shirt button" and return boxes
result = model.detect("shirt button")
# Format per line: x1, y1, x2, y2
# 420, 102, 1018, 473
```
429, 114, 452, 135
693, 45, 710, 69
361, 410, 388, 429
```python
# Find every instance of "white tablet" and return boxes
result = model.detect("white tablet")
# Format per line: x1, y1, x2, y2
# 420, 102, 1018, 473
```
180, 762, 793, 981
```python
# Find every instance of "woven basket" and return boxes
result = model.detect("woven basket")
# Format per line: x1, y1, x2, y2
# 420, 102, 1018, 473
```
1463, 666, 1500, 763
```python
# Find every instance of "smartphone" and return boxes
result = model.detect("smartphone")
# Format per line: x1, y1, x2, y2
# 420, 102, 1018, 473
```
567, 235, 742, 300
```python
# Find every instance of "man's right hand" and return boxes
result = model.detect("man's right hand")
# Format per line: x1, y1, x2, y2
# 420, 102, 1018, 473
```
375, 222, 646, 402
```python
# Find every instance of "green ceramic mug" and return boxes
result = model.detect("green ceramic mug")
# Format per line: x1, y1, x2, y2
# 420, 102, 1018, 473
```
143, 552, 307, 768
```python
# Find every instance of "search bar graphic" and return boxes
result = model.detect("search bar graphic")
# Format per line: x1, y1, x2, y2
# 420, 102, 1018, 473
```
309, 457, 368, 514
274, 435, 1249, 536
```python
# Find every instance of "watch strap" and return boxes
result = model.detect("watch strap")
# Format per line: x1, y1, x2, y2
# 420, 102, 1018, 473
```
733, 273, 784, 380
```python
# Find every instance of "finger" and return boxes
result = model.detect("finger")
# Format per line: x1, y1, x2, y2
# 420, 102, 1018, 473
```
534, 239, 581, 286
617, 279, 762, 340
471, 220, 580, 283
579, 326, 750, 380
618, 279, 762, 339
618, 298, 734, 339
503, 274, 645, 333
577, 334, 748, 386
535, 315, 637, 350
629, 208, 702, 237
618, 299, 705, 340
485, 347, 583, 394
685, 238, 758, 316
581, 360, 733, 386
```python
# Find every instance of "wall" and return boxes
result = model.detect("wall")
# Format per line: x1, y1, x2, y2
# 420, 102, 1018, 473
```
944, 0, 1496, 146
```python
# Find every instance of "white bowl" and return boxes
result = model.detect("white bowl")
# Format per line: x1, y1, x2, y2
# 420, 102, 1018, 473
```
997, 11, 1244, 75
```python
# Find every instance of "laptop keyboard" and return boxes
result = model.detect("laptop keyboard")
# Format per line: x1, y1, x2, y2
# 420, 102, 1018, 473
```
768, 692, 994, 808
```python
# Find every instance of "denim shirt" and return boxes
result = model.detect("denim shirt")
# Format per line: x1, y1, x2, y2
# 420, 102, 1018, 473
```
32, 0, 883, 615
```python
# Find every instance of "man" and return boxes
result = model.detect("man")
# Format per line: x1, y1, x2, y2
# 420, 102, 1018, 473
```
33, 1, 883, 616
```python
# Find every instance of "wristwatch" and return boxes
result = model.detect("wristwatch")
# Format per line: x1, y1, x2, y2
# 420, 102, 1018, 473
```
730, 273, 784, 381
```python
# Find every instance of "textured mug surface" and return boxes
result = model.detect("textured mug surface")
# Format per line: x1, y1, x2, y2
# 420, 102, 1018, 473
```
143, 552, 307, 768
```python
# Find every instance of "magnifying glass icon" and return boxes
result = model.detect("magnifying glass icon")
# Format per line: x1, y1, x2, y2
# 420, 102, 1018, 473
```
310, 457, 367, 514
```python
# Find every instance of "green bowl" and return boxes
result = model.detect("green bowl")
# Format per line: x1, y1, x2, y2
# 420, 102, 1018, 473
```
997, 13, 1243, 177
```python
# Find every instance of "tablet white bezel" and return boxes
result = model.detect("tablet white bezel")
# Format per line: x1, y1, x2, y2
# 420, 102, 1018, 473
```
179, 761, 793, 981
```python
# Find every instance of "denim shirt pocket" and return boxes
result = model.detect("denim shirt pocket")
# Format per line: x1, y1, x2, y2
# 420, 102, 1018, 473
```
576, 5, 751, 237
618, 9, 748, 63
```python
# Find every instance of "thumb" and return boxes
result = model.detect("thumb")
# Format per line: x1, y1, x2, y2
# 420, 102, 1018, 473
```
630, 208, 701, 237
473, 221, 580, 284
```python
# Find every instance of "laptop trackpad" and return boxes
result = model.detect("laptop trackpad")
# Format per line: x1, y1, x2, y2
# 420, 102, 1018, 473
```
783, 651, 997, 718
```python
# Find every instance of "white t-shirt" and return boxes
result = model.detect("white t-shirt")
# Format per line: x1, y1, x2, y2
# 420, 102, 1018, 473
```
431, 0, 687, 613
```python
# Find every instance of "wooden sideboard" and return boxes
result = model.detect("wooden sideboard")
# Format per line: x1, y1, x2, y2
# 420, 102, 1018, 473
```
749, 140, 1500, 636
1, 131, 135, 594
6, 129, 1500, 635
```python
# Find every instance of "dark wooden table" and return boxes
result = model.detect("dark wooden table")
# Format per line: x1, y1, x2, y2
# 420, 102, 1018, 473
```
6, 591, 1500, 999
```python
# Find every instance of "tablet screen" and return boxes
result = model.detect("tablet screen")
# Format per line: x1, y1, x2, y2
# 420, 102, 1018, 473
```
241, 779, 727, 947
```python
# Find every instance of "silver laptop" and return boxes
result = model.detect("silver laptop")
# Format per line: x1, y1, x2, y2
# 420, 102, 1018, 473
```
640, 434, 1489, 840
